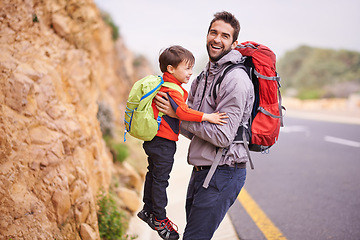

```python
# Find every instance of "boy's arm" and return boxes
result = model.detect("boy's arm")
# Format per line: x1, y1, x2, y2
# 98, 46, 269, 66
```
155, 92, 230, 140
202, 112, 228, 125
156, 91, 228, 124
166, 90, 203, 122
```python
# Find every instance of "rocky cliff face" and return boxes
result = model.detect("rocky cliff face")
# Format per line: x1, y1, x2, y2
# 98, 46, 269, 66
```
0, 0, 151, 239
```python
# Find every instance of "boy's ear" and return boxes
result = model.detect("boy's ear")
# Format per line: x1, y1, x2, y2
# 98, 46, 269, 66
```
167, 65, 174, 73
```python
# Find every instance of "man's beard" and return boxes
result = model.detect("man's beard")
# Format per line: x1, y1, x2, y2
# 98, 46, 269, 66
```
206, 43, 232, 62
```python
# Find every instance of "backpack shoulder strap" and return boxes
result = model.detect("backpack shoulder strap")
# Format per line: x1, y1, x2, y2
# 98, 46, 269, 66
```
157, 81, 184, 119
139, 76, 164, 101
162, 81, 184, 96
212, 63, 246, 99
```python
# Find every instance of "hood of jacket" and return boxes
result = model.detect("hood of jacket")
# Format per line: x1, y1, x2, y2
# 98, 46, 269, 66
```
207, 49, 244, 76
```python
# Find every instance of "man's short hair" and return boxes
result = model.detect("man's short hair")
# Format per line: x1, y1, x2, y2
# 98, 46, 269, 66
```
208, 11, 240, 43
159, 45, 195, 73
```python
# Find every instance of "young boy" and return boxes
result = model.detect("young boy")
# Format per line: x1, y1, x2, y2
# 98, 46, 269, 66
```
137, 45, 228, 240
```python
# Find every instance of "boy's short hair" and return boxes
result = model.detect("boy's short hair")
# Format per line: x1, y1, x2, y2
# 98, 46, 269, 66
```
208, 11, 240, 43
159, 45, 195, 73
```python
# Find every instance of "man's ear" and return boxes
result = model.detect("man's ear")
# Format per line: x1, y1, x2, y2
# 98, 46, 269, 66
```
231, 40, 238, 50
167, 65, 174, 73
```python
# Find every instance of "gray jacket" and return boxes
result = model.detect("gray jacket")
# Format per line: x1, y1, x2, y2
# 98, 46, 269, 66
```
181, 50, 254, 167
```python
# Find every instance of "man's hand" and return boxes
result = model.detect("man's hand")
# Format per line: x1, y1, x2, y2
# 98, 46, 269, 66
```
154, 92, 178, 118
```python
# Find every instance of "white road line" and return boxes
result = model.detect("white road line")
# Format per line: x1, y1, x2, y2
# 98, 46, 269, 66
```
324, 136, 360, 148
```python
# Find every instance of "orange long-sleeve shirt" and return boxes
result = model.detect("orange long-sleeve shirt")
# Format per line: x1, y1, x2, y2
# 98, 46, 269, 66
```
153, 72, 203, 141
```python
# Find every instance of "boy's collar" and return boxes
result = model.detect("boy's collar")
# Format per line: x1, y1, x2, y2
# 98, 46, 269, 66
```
163, 72, 182, 85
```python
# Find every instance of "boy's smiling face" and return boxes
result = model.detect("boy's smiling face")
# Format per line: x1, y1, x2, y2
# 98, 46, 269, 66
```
167, 60, 193, 84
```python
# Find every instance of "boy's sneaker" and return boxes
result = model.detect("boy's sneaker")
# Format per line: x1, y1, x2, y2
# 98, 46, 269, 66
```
154, 217, 179, 240
137, 209, 156, 230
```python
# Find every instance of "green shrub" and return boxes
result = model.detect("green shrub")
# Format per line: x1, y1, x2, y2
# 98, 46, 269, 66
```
97, 102, 129, 163
104, 136, 129, 163
101, 11, 120, 41
97, 193, 136, 240
277, 45, 360, 99
111, 143, 129, 163
32, 13, 39, 23
298, 89, 324, 100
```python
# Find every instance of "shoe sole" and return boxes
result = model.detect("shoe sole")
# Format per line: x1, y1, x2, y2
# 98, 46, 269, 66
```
155, 224, 179, 240
157, 231, 180, 240
137, 211, 156, 230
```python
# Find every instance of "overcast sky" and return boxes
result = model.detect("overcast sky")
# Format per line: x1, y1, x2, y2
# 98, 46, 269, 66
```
94, 0, 360, 75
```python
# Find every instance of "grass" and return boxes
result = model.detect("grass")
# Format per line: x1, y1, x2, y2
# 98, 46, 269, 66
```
97, 192, 137, 240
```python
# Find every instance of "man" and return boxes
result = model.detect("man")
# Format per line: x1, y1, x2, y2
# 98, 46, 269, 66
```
155, 11, 254, 239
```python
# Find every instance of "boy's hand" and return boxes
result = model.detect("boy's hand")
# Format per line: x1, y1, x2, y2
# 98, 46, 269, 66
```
155, 92, 178, 118
202, 112, 228, 125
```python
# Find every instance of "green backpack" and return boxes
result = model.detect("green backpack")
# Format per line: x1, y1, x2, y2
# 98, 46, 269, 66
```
124, 75, 184, 141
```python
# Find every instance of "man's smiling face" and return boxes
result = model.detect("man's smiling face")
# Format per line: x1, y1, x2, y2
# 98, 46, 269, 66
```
206, 20, 238, 62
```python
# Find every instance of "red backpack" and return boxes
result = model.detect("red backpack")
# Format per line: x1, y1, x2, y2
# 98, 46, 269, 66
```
212, 41, 285, 169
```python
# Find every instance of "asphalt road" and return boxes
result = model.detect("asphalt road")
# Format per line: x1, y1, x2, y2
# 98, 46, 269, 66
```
229, 116, 360, 240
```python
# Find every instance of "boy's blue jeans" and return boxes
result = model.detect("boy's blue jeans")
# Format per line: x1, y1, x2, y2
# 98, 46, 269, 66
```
142, 136, 176, 219
183, 165, 246, 240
